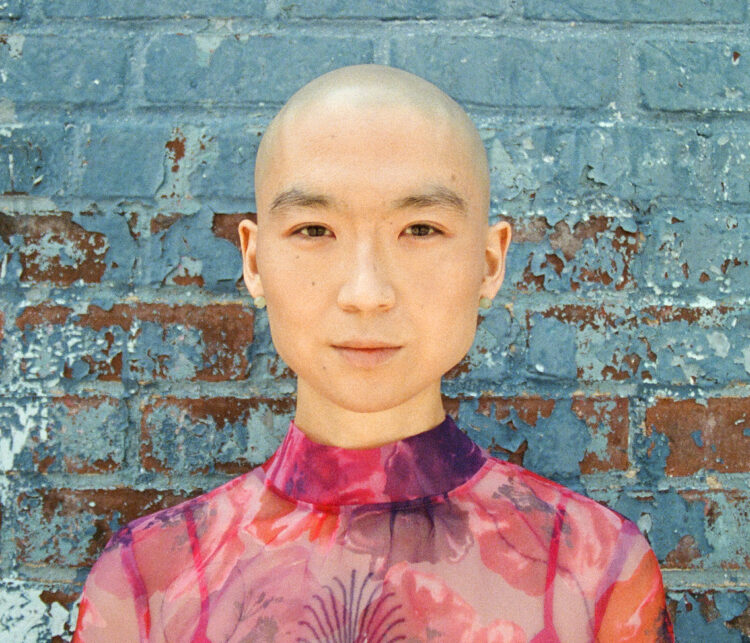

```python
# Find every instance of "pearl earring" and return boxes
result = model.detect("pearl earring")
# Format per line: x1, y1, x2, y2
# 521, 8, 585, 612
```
253, 296, 266, 309
479, 296, 492, 310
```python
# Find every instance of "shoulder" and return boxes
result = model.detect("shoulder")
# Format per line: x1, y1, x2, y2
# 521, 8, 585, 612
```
475, 454, 632, 531
99, 466, 267, 582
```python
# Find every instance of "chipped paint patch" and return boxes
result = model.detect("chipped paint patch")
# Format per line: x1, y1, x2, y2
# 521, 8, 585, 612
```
0, 581, 77, 641
3, 33, 25, 58
0, 398, 47, 470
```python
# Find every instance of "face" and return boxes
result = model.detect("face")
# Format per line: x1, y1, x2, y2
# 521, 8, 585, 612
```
241, 98, 509, 415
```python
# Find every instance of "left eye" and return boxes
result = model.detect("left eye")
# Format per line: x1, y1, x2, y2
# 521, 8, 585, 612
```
404, 224, 440, 237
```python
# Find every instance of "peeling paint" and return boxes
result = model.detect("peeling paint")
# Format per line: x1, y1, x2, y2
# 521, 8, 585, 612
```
0, 581, 77, 641
3, 33, 25, 58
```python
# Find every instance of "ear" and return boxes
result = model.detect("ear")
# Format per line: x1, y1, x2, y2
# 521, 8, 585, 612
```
480, 220, 512, 299
238, 218, 264, 298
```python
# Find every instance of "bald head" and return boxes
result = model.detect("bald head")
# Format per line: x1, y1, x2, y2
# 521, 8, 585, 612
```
255, 65, 490, 218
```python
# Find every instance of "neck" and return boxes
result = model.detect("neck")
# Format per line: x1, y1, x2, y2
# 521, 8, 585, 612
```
293, 379, 446, 448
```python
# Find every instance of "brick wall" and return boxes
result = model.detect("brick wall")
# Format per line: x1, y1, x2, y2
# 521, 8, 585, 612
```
1, 1, 749, 640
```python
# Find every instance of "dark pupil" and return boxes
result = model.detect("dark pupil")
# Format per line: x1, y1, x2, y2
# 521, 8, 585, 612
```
309, 226, 327, 237
413, 224, 431, 236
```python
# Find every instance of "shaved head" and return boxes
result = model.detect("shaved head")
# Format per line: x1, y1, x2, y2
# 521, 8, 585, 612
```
254, 64, 490, 219
239, 64, 511, 434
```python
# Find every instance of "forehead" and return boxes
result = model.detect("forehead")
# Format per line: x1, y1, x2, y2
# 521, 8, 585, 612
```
258, 100, 483, 210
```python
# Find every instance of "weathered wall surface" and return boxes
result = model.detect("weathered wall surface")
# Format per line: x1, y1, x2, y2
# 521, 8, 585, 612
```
1, 1, 749, 640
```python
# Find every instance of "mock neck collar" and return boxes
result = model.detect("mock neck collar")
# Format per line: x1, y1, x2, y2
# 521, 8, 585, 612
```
264, 415, 487, 507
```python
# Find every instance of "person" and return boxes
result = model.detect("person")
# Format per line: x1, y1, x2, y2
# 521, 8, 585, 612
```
73, 65, 673, 642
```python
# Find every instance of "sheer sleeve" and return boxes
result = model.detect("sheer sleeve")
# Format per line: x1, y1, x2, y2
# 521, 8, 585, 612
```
595, 536, 674, 642
72, 527, 148, 642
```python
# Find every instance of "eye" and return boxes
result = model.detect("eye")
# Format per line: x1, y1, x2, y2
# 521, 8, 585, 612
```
293, 225, 333, 238
403, 223, 441, 237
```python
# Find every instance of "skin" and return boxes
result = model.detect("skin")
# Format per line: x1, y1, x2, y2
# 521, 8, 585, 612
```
239, 65, 511, 448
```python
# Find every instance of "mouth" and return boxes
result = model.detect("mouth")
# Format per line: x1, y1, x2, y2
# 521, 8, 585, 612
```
332, 341, 402, 368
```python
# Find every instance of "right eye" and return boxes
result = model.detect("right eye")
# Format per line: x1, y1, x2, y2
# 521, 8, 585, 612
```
293, 225, 333, 238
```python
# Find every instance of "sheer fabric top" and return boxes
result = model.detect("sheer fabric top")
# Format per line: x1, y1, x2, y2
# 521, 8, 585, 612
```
74, 416, 673, 642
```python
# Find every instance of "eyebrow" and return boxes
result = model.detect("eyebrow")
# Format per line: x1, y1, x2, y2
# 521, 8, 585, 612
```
391, 186, 467, 215
267, 185, 468, 216
269, 188, 332, 213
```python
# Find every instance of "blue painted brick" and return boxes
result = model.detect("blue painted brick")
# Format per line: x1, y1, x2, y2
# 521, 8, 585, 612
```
442, 304, 522, 396
0, 124, 70, 195
140, 397, 292, 474
613, 490, 711, 564
483, 124, 748, 214
524, 0, 745, 22
504, 215, 641, 294
43, 0, 264, 18
144, 34, 374, 104
188, 122, 262, 199
14, 300, 255, 383
277, 0, 508, 19
527, 315, 578, 380
640, 41, 750, 112
671, 592, 749, 642
15, 487, 196, 569
535, 304, 750, 386
0, 396, 127, 473
80, 124, 172, 198
391, 36, 619, 108
0, 36, 128, 105
637, 208, 750, 296
0, 0, 22, 19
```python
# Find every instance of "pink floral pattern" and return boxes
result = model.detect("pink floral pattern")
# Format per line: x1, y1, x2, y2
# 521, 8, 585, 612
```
74, 416, 673, 642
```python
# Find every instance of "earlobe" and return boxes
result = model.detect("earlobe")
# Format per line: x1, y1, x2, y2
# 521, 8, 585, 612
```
480, 221, 512, 299
238, 218, 264, 298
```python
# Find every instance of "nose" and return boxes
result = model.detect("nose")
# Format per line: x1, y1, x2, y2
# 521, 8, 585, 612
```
337, 239, 396, 313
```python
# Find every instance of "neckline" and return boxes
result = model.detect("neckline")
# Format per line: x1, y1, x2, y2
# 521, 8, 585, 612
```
263, 415, 487, 507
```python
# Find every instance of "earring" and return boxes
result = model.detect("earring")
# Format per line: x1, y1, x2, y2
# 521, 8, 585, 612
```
479, 296, 492, 310
253, 296, 266, 309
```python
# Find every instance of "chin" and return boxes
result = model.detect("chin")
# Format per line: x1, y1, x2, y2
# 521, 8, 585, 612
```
331, 391, 417, 415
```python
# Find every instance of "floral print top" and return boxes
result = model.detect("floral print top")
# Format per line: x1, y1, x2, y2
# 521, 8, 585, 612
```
74, 416, 674, 642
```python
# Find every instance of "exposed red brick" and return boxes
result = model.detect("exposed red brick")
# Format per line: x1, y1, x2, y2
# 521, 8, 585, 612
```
475, 396, 555, 465
479, 396, 556, 427
542, 252, 564, 276
641, 305, 731, 325
487, 437, 528, 466
601, 353, 641, 382
40, 588, 79, 608
170, 273, 205, 287
17, 302, 255, 381
16, 487, 199, 567
728, 605, 750, 636
165, 130, 186, 172
572, 397, 629, 473
647, 398, 750, 475
0, 212, 107, 285
442, 397, 461, 419
150, 212, 181, 234
502, 215, 548, 243
140, 396, 294, 474
519, 260, 547, 292
574, 215, 610, 240
537, 305, 624, 331
549, 221, 581, 260
16, 304, 72, 329
212, 212, 256, 249
664, 535, 702, 568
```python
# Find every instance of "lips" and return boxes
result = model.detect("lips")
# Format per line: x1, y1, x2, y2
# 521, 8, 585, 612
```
332, 340, 401, 368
